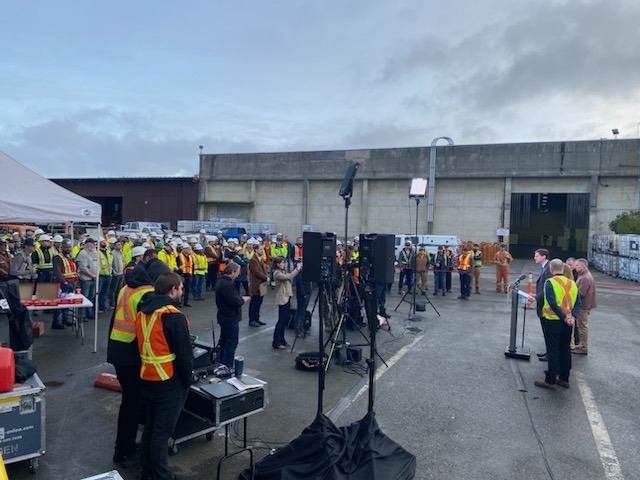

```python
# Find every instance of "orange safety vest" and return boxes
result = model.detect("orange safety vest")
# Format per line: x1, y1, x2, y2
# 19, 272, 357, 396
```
136, 304, 187, 381
205, 245, 219, 264
59, 254, 79, 282
458, 253, 472, 271
178, 252, 193, 275
294, 245, 303, 261
110, 285, 154, 343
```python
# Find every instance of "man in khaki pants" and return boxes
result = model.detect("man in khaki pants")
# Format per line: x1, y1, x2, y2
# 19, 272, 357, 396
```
572, 258, 597, 355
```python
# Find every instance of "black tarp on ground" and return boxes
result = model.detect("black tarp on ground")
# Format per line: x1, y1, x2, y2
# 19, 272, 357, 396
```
239, 410, 416, 479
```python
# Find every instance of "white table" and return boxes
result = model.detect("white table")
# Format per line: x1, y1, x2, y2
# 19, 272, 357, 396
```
26, 294, 93, 343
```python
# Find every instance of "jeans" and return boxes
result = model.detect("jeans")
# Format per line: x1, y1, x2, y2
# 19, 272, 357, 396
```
434, 272, 446, 294
375, 282, 387, 315
53, 283, 74, 326
249, 295, 263, 323
459, 272, 471, 298
80, 279, 96, 319
273, 300, 290, 348
191, 274, 204, 298
218, 321, 239, 368
98, 274, 112, 311
140, 384, 188, 480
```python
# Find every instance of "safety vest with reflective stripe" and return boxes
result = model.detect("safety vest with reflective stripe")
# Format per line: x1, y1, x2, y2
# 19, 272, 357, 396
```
122, 242, 132, 264
58, 253, 78, 282
193, 253, 207, 275
110, 285, 155, 343
294, 245, 303, 261
178, 252, 193, 275
543, 276, 578, 320
136, 304, 183, 381
458, 253, 472, 271
158, 249, 177, 271
99, 249, 113, 275
34, 247, 55, 270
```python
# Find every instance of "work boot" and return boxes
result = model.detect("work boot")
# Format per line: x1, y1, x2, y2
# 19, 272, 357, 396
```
534, 379, 556, 390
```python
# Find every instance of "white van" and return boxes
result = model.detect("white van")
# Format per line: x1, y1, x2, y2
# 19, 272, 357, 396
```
394, 234, 461, 258
119, 221, 170, 237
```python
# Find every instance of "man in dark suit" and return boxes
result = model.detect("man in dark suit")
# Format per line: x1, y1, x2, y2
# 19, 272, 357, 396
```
534, 248, 552, 361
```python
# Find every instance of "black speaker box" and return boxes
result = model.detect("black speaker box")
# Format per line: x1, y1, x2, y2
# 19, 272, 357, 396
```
303, 232, 336, 283
359, 233, 395, 284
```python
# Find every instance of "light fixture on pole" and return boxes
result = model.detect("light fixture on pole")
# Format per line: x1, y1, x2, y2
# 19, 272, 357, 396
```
612, 128, 619, 139
427, 137, 454, 234
407, 178, 427, 321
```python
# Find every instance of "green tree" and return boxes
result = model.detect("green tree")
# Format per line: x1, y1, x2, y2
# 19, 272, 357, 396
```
609, 210, 640, 234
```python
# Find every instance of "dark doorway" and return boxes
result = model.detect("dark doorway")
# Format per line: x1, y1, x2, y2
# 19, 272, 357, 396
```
86, 196, 123, 228
509, 193, 589, 259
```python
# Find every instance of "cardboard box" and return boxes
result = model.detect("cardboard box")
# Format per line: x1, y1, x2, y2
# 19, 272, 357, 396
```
32, 322, 44, 337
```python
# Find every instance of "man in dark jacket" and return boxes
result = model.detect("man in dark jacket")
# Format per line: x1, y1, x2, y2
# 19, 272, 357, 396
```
107, 262, 155, 467
216, 263, 250, 368
136, 272, 192, 480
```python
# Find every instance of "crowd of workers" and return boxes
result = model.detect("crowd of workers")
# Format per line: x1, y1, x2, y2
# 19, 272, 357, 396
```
0, 226, 599, 478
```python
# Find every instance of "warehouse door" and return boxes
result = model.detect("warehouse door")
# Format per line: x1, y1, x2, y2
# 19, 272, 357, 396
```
509, 193, 589, 259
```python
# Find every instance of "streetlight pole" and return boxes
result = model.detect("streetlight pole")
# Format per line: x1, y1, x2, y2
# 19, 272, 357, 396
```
427, 136, 454, 234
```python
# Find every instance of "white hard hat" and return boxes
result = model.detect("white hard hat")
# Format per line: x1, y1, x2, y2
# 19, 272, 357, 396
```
169, 241, 178, 249
257, 236, 263, 242
142, 242, 151, 248
129, 233, 138, 239
39, 234, 52, 241
35, 228, 45, 235
140, 234, 148, 240
189, 237, 197, 243
107, 230, 116, 235
150, 231, 158, 236
131, 246, 146, 257
181, 243, 190, 249
199, 229, 206, 234
53, 235, 64, 243
108, 237, 117, 243
194, 244, 203, 250
336, 240, 343, 245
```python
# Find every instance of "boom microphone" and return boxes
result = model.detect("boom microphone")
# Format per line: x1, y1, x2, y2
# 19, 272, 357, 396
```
517, 274, 527, 282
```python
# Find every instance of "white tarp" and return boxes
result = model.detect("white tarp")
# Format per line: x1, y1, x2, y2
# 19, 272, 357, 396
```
0, 150, 102, 223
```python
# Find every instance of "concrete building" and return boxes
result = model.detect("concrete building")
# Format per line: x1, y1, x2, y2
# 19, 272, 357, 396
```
198, 139, 640, 258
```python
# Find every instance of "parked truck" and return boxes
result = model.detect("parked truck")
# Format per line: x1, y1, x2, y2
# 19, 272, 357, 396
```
394, 234, 462, 258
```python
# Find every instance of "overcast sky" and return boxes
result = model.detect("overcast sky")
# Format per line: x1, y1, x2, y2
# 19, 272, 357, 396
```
2, 0, 639, 179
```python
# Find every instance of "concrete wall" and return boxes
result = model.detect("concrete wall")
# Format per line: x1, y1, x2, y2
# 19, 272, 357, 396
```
198, 139, 640, 241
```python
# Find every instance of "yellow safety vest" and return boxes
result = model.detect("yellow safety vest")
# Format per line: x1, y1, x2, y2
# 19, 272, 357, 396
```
137, 305, 183, 381
99, 249, 113, 275
193, 253, 207, 275
122, 242, 132, 264
543, 276, 578, 320
34, 247, 55, 270
110, 285, 154, 343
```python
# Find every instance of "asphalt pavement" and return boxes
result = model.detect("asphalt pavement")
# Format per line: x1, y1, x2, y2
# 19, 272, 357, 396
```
5, 260, 640, 480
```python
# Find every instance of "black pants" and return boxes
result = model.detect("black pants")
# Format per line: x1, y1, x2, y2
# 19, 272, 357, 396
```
249, 295, 263, 323
206, 265, 218, 290
445, 271, 452, 291
114, 364, 143, 455
182, 274, 192, 305
543, 318, 572, 384
140, 384, 188, 480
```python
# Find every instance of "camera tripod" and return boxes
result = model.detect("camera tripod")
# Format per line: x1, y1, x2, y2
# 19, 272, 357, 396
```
324, 268, 388, 371
394, 281, 440, 317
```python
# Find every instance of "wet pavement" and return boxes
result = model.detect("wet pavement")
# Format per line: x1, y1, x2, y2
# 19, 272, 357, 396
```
5, 259, 640, 480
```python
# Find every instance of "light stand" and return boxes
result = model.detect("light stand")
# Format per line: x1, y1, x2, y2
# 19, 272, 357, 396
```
408, 178, 427, 322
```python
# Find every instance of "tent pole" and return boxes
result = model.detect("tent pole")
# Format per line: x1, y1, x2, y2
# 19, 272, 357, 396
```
93, 223, 101, 353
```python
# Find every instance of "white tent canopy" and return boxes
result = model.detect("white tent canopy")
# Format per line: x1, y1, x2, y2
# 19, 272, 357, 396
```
0, 150, 102, 223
